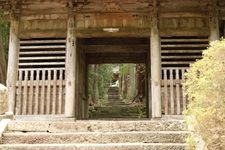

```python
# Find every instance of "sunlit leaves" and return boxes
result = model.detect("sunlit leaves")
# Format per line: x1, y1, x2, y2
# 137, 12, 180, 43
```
184, 39, 225, 150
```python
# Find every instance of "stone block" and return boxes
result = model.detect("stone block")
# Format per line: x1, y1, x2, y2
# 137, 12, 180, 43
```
0, 84, 8, 115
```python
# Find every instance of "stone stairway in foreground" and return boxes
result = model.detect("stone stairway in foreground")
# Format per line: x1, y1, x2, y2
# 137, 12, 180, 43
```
0, 119, 188, 150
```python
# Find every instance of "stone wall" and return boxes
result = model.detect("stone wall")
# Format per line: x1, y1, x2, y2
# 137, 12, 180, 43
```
0, 84, 8, 114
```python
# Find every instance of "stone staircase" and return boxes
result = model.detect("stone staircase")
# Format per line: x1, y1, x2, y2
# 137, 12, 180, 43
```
90, 105, 146, 118
0, 119, 188, 150
107, 86, 124, 106
90, 87, 146, 118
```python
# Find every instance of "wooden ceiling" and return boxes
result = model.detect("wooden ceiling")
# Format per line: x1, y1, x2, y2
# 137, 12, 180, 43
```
0, 0, 224, 16
0, 0, 151, 15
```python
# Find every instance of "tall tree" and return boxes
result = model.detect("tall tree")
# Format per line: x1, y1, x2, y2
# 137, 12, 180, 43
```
88, 64, 99, 105
0, 36, 6, 84
126, 64, 137, 102
0, 12, 8, 85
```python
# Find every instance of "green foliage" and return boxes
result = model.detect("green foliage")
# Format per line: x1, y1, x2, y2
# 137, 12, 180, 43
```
119, 64, 130, 75
88, 64, 113, 104
184, 39, 225, 150
0, 11, 9, 60
97, 64, 113, 99
135, 104, 145, 118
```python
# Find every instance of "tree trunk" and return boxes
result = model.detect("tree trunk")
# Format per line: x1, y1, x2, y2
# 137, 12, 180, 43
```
89, 64, 99, 105
136, 64, 146, 102
126, 64, 137, 102
119, 64, 126, 100
0, 34, 6, 85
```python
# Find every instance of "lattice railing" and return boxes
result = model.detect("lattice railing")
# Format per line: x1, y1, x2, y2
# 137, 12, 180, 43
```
15, 38, 66, 115
161, 67, 187, 115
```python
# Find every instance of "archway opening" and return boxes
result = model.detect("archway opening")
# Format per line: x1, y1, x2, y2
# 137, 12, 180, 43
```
77, 37, 150, 119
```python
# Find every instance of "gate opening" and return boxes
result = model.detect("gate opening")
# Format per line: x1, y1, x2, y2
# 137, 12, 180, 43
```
87, 63, 147, 119
77, 37, 150, 119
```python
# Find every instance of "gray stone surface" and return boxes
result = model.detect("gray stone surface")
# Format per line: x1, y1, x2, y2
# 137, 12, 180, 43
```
2, 119, 188, 150
0, 143, 187, 150
7, 120, 186, 133
2, 131, 188, 144
0, 119, 11, 144
0, 84, 8, 115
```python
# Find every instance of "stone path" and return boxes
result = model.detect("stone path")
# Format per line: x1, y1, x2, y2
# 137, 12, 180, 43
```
0, 119, 188, 150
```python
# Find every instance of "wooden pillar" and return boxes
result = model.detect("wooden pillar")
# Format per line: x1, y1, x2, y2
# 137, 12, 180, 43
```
150, 0, 162, 118
65, 15, 76, 117
6, 18, 20, 113
209, 0, 219, 41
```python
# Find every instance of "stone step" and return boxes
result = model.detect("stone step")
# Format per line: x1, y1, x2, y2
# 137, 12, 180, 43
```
108, 91, 119, 94
0, 143, 187, 150
106, 102, 126, 105
108, 99, 121, 101
108, 96, 120, 99
6, 120, 186, 133
92, 113, 147, 119
90, 107, 146, 118
107, 99, 123, 102
108, 89, 119, 92
108, 87, 119, 91
108, 95, 122, 101
93, 106, 145, 114
2, 131, 188, 144
91, 115, 144, 118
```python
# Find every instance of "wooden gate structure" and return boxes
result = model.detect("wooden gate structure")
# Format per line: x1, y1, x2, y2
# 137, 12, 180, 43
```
0, 0, 224, 119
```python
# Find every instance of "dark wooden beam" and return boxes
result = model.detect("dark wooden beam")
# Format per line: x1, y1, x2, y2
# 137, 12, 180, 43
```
82, 45, 148, 53
86, 53, 147, 64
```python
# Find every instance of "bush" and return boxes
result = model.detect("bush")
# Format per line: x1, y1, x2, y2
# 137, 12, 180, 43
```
184, 39, 225, 150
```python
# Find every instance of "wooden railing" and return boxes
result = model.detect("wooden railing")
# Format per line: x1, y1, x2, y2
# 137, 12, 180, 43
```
15, 68, 65, 115
161, 67, 188, 115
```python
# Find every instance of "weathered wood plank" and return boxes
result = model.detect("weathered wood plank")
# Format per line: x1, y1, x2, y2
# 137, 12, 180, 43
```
20, 40, 66, 44
161, 50, 203, 53
209, 0, 219, 41
161, 44, 208, 48
162, 61, 195, 65
161, 38, 208, 42
7, 19, 20, 113
151, 0, 161, 118
34, 69, 40, 115
160, 12, 208, 18
182, 69, 187, 111
169, 69, 174, 115
83, 45, 148, 53
22, 70, 28, 115
40, 69, 46, 114
163, 69, 168, 115
16, 70, 23, 115
28, 70, 34, 114
161, 56, 202, 59
19, 56, 66, 61
160, 28, 210, 37
52, 69, 57, 114
19, 51, 65, 55
162, 67, 188, 69
58, 69, 63, 114
18, 68, 65, 71
19, 62, 65, 66
65, 15, 76, 117
16, 80, 66, 86
175, 69, 181, 114
46, 70, 51, 114
20, 45, 66, 49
